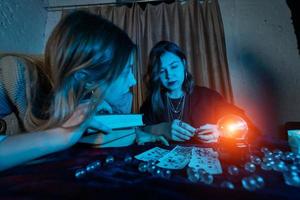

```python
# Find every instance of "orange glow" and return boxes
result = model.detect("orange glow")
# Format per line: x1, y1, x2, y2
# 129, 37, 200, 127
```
217, 115, 248, 139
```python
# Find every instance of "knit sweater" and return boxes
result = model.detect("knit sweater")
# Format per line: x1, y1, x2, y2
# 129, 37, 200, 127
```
0, 56, 28, 135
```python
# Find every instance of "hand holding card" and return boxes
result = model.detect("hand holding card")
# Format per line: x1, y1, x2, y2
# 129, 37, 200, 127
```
195, 124, 220, 143
168, 120, 196, 142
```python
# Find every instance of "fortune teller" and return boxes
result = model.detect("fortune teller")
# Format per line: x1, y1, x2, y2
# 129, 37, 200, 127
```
140, 41, 259, 143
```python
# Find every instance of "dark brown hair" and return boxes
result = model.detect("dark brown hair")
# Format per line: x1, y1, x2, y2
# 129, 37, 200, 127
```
144, 41, 194, 117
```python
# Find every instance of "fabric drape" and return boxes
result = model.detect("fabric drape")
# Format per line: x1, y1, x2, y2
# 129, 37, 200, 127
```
63, 0, 233, 113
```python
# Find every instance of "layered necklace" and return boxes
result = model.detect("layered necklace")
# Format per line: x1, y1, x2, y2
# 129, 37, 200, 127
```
166, 93, 186, 122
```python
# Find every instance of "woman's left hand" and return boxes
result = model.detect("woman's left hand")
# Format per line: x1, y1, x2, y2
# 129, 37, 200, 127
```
195, 124, 220, 143
135, 128, 169, 146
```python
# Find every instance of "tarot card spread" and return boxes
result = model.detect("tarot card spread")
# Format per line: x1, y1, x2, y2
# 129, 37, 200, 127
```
134, 147, 170, 162
157, 146, 193, 169
188, 148, 222, 174
135, 146, 222, 174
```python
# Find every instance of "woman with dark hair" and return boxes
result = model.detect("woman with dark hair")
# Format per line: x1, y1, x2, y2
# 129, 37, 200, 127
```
140, 41, 258, 143
0, 11, 136, 171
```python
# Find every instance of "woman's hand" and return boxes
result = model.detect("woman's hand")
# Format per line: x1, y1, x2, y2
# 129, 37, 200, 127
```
195, 124, 220, 143
85, 100, 114, 134
95, 100, 113, 114
136, 128, 169, 146
61, 102, 112, 145
168, 119, 196, 142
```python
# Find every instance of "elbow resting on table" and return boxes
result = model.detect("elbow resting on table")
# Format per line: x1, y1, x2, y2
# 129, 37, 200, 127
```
0, 128, 76, 172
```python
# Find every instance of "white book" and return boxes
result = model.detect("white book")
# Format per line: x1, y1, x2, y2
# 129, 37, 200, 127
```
79, 114, 143, 147
0, 135, 6, 142
91, 114, 143, 129
79, 128, 136, 145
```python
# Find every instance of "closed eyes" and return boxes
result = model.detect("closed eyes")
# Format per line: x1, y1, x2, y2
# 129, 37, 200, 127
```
160, 64, 178, 74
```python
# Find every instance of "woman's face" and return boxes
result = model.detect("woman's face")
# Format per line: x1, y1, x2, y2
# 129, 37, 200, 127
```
159, 52, 185, 93
103, 53, 136, 105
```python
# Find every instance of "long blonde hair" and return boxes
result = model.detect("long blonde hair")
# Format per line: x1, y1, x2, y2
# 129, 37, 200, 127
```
2, 11, 136, 131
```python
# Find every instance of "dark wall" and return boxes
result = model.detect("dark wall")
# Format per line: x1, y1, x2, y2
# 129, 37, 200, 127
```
287, 0, 300, 53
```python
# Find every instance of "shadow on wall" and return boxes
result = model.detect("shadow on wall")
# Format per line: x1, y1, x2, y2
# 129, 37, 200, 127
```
238, 50, 281, 139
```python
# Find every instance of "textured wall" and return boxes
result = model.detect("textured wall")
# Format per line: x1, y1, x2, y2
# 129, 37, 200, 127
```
47, 0, 115, 7
219, 0, 300, 138
0, 0, 47, 54
44, 0, 116, 42
44, 11, 61, 44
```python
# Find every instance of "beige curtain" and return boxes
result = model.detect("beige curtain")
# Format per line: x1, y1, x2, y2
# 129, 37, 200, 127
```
63, 0, 233, 113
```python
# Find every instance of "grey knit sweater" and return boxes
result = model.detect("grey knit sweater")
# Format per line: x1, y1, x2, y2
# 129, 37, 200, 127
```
0, 56, 28, 135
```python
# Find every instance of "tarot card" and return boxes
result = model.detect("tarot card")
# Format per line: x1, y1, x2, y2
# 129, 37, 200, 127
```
156, 146, 192, 169
134, 147, 170, 162
188, 147, 222, 174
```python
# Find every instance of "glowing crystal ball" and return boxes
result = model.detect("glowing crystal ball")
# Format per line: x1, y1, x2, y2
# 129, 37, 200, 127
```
217, 114, 248, 140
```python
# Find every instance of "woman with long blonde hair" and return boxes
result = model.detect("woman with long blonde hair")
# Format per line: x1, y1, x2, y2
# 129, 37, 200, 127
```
0, 10, 136, 171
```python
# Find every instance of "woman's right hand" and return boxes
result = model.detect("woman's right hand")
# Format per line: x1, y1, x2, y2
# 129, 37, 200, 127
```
136, 128, 169, 146
168, 119, 196, 142
61, 102, 112, 145
0, 102, 112, 171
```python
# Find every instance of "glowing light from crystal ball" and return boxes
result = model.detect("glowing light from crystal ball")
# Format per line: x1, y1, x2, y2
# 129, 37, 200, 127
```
217, 114, 248, 139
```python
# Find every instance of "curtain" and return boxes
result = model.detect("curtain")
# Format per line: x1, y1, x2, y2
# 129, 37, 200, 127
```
63, 0, 233, 113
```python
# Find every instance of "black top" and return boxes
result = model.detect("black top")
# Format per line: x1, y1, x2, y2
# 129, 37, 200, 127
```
140, 86, 260, 141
